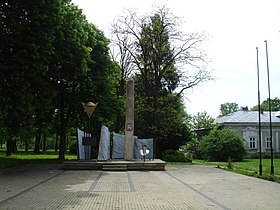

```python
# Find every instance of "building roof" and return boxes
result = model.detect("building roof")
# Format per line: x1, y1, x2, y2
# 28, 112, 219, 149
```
215, 110, 280, 124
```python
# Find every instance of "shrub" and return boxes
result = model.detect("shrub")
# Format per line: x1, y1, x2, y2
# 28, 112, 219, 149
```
180, 139, 202, 159
199, 128, 246, 162
227, 156, 233, 169
162, 149, 192, 162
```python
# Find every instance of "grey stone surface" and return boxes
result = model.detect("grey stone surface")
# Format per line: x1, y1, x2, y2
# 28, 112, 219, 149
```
134, 138, 153, 160
98, 125, 110, 161
0, 164, 280, 209
125, 78, 134, 160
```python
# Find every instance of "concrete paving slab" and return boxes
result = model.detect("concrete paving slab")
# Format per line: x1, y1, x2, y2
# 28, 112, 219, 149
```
0, 164, 279, 209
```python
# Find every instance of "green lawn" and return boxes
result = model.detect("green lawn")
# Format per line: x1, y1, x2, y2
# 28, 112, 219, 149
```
232, 158, 280, 175
194, 158, 280, 175
193, 158, 280, 183
0, 150, 77, 170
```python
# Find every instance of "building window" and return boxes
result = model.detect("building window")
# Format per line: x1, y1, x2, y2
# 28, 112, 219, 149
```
249, 137, 256, 149
266, 137, 271, 148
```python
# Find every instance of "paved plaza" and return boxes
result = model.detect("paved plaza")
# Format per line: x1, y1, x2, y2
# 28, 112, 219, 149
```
0, 164, 280, 209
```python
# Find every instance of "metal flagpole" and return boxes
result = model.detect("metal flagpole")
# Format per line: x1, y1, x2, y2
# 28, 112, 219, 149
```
264, 40, 274, 175
256, 47, 262, 176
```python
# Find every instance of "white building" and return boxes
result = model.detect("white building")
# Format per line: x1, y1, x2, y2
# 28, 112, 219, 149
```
215, 110, 280, 155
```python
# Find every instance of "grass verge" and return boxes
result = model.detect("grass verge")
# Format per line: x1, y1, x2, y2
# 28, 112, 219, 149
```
194, 158, 280, 183
0, 150, 77, 170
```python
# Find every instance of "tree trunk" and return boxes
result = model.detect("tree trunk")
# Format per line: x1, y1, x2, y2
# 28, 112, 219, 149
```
59, 96, 66, 160
24, 140, 29, 152
12, 140, 17, 152
66, 135, 69, 150
43, 132, 46, 151
59, 123, 66, 160
6, 139, 12, 156
34, 130, 41, 154
55, 132, 58, 152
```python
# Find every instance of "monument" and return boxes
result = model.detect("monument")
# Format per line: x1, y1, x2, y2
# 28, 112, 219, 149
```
125, 78, 134, 160
63, 78, 166, 170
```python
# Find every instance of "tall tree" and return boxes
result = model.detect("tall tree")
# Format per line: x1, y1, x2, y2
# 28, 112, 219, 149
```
49, 3, 119, 159
0, 0, 119, 158
219, 102, 239, 117
111, 6, 208, 155
0, 0, 62, 155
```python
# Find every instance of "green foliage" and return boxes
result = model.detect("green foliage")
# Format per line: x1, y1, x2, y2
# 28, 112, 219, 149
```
250, 97, 280, 111
189, 111, 215, 130
162, 150, 192, 162
69, 141, 77, 154
199, 128, 246, 162
180, 139, 202, 159
135, 94, 191, 156
0, 0, 62, 137
0, 0, 67, 155
0, 1, 121, 157
182, 112, 215, 159
133, 11, 192, 155
137, 13, 179, 94
219, 102, 239, 117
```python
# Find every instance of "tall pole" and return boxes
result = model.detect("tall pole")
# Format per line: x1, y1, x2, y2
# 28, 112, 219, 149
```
256, 47, 262, 176
264, 40, 274, 175
125, 78, 135, 160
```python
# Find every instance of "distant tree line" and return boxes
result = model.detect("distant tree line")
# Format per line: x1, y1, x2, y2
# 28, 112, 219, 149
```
219, 98, 280, 117
250, 97, 280, 112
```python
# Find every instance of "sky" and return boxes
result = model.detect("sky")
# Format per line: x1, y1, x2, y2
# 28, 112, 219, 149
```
72, 0, 280, 118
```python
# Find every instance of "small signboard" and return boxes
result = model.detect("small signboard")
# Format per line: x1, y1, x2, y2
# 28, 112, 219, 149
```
126, 123, 133, 131
82, 137, 95, 146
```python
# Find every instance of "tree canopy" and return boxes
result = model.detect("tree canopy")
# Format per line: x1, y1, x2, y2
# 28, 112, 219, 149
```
251, 97, 280, 112
219, 102, 239, 117
189, 111, 215, 131
0, 0, 119, 158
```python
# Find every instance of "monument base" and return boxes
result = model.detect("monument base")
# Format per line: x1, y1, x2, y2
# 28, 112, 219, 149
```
63, 159, 166, 171
78, 159, 97, 162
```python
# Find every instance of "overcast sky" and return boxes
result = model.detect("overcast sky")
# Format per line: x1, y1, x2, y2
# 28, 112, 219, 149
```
72, 0, 280, 118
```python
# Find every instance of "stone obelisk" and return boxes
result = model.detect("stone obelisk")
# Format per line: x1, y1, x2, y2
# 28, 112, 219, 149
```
125, 78, 134, 160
